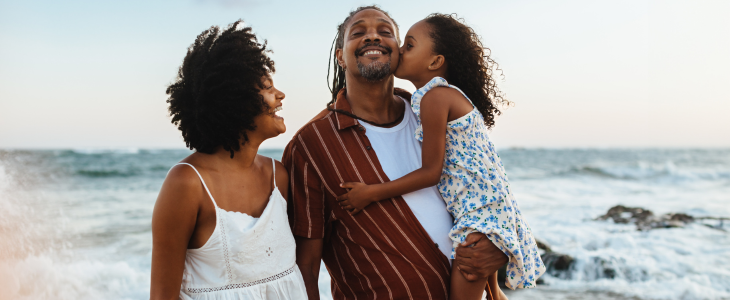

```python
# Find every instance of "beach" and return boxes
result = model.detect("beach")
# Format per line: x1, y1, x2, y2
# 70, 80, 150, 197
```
0, 148, 728, 300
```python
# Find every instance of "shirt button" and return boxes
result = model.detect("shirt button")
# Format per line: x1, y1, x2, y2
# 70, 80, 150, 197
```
365, 146, 372, 150
435, 243, 439, 248
358, 126, 365, 131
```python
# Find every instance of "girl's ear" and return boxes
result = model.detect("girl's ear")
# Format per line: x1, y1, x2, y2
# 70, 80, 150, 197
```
427, 55, 446, 71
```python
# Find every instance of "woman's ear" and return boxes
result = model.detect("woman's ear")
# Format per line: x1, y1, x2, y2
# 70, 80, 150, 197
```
427, 55, 445, 71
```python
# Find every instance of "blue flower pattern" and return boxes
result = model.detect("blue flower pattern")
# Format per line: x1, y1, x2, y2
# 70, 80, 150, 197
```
411, 77, 545, 289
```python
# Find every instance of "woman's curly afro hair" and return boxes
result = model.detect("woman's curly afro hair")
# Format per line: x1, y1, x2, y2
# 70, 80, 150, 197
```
424, 13, 510, 128
166, 20, 274, 158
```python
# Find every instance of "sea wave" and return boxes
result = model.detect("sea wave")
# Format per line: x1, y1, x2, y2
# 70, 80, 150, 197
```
71, 148, 141, 155
508, 162, 730, 183
0, 255, 149, 300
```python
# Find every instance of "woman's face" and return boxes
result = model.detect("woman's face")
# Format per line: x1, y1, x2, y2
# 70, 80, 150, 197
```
394, 20, 435, 82
251, 76, 286, 140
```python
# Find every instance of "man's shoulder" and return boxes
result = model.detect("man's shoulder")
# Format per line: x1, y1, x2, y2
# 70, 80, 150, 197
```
290, 108, 334, 140
283, 107, 335, 157
394, 88, 412, 102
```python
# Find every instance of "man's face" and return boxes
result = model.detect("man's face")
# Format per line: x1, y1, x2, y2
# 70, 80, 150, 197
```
337, 9, 399, 83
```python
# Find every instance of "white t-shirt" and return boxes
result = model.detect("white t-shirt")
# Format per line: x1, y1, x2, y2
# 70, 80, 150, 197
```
359, 97, 454, 260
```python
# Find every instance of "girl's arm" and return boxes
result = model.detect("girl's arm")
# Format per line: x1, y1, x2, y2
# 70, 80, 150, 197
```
337, 87, 472, 214
150, 166, 201, 300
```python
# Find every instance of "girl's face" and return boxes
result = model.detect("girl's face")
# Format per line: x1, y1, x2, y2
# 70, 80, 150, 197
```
394, 20, 436, 82
251, 76, 286, 140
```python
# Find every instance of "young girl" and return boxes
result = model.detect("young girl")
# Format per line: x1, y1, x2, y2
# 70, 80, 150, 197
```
336, 13, 545, 299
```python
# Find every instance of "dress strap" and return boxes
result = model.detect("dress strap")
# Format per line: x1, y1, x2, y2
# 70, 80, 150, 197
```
175, 163, 218, 208
270, 158, 277, 189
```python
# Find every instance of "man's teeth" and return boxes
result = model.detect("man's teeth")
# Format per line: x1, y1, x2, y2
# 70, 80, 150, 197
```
363, 50, 383, 55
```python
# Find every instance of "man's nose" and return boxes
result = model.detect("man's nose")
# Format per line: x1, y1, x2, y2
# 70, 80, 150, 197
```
363, 30, 382, 43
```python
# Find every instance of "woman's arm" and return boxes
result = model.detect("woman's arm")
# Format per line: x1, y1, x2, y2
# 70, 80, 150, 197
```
295, 236, 323, 300
150, 166, 202, 300
337, 87, 470, 214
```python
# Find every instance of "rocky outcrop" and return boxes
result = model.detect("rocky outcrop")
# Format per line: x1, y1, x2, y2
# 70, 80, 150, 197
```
497, 239, 574, 286
595, 205, 695, 230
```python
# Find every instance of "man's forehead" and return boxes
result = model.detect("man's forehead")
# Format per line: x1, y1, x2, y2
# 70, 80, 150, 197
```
347, 9, 395, 29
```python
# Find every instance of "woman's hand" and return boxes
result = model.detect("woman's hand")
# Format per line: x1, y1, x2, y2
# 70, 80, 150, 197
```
336, 182, 378, 215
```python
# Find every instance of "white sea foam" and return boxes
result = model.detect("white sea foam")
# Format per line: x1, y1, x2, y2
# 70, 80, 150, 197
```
0, 254, 149, 300
71, 148, 141, 155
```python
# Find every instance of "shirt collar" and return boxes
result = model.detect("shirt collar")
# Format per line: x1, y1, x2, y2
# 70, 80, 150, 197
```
332, 87, 413, 131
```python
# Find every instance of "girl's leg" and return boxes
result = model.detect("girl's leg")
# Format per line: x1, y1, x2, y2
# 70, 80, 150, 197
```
450, 260, 489, 300
487, 271, 508, 300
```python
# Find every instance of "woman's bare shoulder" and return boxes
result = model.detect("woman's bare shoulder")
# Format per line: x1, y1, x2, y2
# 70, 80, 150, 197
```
157, 156, 207, 207
257, 155, 289, 199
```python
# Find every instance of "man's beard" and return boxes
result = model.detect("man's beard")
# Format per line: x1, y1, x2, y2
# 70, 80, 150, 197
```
357, 60, 392, 82
354, 43, 393, 83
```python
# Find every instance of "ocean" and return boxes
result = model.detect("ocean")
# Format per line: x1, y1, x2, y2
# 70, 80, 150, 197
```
0, 148, 728, 300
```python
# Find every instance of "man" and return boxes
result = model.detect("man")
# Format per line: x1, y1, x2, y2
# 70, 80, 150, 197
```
282, 6, 508, 300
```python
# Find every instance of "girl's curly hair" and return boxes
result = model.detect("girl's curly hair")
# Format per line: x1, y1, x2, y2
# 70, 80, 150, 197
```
424, 13, 509, 128
166, 20, 274, 158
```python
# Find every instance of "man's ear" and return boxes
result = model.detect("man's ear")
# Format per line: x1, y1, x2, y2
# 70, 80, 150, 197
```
427, 55, 445, 71
336, 48, 346, 70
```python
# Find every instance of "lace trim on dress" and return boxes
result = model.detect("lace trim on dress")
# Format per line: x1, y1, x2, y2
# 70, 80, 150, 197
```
217, 208, 235, 283
186, 265, 297, 293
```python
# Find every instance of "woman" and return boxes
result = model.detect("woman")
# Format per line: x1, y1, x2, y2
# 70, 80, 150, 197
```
150, 21, 307, 299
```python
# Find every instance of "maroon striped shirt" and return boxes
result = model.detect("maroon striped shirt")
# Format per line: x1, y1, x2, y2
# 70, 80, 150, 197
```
282, 88, 452, 300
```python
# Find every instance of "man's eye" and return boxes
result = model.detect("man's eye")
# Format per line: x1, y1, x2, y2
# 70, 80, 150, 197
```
352, 32, 363, 36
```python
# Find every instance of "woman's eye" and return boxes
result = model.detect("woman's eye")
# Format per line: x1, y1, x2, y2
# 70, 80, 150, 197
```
267, 85, 273, 90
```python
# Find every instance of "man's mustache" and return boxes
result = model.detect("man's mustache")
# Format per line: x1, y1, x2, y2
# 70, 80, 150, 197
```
355, 43, 392, 57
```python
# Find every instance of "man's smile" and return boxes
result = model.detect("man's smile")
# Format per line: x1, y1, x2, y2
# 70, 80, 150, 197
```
356, 43, 392, 58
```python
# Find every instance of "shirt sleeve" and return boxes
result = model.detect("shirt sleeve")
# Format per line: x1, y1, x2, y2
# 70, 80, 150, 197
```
282, 140, 326, 239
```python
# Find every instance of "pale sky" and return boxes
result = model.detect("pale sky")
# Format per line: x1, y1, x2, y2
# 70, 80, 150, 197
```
1, 0, 728, 149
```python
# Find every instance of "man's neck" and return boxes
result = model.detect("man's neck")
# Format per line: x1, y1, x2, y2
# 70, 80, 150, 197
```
344, 75, 403, 126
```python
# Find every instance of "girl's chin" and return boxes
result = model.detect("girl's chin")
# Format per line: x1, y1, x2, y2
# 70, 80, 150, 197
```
393, 70, 410, 81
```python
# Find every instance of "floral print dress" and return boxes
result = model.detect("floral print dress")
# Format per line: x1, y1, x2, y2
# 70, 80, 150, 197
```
411, 77, 545, 289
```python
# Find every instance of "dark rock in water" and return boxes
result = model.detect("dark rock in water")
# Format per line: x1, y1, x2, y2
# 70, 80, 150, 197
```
535, 239, 552, 253
596, 205, 654, 226
497, 239, 575, 286
541, 251, 575, 279
596, 205, 696, 230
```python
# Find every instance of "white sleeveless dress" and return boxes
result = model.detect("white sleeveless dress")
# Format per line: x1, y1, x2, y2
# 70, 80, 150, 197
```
176, 159, 308, 300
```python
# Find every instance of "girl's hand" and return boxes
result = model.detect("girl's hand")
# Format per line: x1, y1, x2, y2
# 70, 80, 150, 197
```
336, 182, 378, 215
